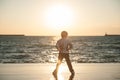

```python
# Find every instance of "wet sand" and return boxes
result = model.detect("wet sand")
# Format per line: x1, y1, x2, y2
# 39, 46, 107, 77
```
0, 63, 120, 80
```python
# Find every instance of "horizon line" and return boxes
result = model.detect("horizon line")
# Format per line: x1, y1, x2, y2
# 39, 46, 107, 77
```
0, 33, 120, 36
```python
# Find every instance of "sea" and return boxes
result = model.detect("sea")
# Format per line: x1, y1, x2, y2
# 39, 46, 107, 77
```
0, 36, 120, 63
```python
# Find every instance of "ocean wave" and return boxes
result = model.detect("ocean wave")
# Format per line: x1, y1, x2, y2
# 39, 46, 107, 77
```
0, 36, 120, 63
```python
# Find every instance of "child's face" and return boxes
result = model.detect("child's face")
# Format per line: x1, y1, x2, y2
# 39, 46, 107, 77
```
61, 34, 67, 38
61, 31, 68, 38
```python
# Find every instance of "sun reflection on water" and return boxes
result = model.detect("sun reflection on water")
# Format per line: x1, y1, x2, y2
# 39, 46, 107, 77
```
58, 64, 67, 74
57, 74, 64, 80
51, 64, 74, 80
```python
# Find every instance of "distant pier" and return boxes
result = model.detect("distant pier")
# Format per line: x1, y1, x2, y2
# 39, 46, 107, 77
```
0, 34, 25, 36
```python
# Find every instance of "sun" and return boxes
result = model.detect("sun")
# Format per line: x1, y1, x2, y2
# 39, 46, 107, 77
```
44, 4, 74, 29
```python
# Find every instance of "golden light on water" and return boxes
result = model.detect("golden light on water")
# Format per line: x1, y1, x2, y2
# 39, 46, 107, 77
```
52, 36, 60, 44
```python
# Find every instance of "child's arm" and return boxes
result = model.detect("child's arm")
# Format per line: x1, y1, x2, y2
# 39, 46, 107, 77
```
56, 41, 61, 52
68, 40, 73, 50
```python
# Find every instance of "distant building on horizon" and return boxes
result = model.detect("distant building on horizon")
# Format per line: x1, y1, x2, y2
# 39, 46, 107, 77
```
105, 33, 120, 36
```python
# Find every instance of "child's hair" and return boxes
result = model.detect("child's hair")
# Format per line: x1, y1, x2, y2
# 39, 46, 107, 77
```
61, 31, 68, 38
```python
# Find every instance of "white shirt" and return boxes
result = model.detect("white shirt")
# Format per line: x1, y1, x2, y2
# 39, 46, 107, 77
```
56, 38, 72, 53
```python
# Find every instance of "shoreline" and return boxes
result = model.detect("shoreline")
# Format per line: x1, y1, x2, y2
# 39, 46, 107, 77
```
0, 63, 120, 80
0, 62, 120, 64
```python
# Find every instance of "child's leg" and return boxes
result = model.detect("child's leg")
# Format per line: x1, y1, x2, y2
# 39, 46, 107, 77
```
53, 54, 63, 74
65, 54, 74, 74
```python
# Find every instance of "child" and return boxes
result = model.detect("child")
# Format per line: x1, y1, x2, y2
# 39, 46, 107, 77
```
53, 31, 75, 76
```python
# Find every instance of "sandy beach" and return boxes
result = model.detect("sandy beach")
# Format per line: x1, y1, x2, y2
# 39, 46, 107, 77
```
0, 63, 120, 80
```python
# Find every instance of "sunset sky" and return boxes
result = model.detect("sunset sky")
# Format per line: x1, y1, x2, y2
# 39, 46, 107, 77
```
0, 0, 120, 36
